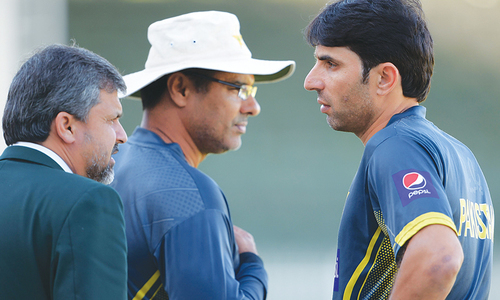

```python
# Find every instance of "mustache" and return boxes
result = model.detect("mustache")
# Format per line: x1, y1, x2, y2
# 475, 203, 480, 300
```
112, 144, 119, 155
234, 117, 248, 124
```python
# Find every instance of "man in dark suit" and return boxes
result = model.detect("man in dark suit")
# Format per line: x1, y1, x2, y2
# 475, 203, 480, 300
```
0, 44, 128, 299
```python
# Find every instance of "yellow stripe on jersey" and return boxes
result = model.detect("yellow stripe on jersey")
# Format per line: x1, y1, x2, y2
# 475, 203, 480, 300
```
358, 235, 397, 299
133, 270, 161, 300
344, 227, 382, 299
395, 212, 457, 248
151, 283, 164, 299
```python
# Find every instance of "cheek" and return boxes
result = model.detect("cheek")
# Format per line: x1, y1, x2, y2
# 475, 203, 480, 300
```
199, 93, 242, 127
102, 126, 117, 149
229, 100, 243, 117
329, 77, 355, 97
213, 103, 240, 125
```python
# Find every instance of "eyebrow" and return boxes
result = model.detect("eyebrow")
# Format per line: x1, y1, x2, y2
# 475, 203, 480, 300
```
315, 54, 340, 65
110, 111, 123, 119
225, 75, 255, 85
220, 74, 255, 86
233, 80, 254, 86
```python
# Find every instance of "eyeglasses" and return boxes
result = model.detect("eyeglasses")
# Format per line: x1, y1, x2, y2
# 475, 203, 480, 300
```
184, 72, 257, 100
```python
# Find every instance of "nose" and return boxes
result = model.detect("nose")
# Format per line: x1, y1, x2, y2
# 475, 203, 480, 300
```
241, 95, 261, 117
115, 119, 128, 144
304, 65, 324, 92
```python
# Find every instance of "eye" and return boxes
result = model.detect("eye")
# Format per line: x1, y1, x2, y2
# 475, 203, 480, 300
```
326, 60, 337, 68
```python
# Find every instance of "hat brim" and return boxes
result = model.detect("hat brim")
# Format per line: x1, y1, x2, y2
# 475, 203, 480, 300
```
119, 58, 296, 99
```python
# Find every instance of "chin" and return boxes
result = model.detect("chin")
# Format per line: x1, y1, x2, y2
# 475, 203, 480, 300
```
228, 139, 243, 151
101, 170, 114, 185
218, 136, 242, 152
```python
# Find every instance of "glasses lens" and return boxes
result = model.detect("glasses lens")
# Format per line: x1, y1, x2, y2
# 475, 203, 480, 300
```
238, 85, 258, 100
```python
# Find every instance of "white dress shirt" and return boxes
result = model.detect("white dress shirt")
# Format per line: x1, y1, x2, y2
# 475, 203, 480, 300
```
13, 142, 73, 173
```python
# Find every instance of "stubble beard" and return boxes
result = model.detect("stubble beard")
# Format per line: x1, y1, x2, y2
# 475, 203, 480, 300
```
84, 134, 117, 185
86, 158, 114, 185
191, 122, 242, 155
193, 129, 237, 155
326, 79, 374, 136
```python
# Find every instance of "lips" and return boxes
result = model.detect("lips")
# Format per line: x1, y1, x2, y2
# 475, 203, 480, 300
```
110, 144, 119, 166
320, 104, 331, 113
317, 98, 331, 113
234, 122, 247, 134
111, 144, 119, 155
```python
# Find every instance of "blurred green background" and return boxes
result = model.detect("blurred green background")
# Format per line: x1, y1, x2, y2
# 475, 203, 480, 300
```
69, 0, 499, 298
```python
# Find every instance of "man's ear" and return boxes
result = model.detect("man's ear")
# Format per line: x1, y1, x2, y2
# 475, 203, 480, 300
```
375, 62, 400, 96
54, 112, 78, 144
167, 72, 192, 108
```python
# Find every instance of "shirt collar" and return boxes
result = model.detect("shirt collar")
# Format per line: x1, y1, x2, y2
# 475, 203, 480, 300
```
13, 142, 73, 173
386, 105, 426, 127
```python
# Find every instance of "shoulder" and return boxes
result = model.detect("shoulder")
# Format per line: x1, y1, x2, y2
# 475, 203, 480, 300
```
366, 114, 444, 159
360, 122, 441, 183
60, 179, 124, 237
113, 138, 224, 205
113, 136, 188, 185
45, 172, 122, 213
61, 171, 119, 193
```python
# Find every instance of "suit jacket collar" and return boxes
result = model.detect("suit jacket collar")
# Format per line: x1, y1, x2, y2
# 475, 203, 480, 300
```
0, 146, 64, 171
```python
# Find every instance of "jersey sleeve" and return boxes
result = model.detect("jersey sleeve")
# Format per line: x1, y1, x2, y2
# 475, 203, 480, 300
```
156, 209, 267, 300
367, 137, 457, 255
53, 185, 127, 300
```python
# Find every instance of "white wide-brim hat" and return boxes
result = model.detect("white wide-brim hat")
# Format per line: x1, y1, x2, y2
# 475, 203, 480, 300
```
121, 11, 296, 98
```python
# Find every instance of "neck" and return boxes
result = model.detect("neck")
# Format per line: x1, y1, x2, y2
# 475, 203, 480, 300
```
358, 99, 418, 146
141, 109, 206, 168
40, 136, 82, 175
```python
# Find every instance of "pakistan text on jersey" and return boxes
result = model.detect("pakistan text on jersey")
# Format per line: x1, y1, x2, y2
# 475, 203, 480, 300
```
457, 198, 494, 241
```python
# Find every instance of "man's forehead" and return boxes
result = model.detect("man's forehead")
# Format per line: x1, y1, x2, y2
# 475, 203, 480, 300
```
314, 45, 342, 56
314, 45, 362, 63
93, 89, 122, 114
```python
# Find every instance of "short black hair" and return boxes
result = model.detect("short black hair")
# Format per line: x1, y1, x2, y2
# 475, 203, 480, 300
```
140, 68, 216, 110
305, 0, 434, 102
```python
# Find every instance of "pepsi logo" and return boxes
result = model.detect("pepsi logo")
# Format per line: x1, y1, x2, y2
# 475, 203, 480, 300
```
402, 172, 427, 190
393, 169, 438, 206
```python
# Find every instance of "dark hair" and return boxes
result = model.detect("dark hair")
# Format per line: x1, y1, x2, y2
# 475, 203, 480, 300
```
2, 44, 126, 145
141, 68, 216, 110
305, 0, 434, 102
